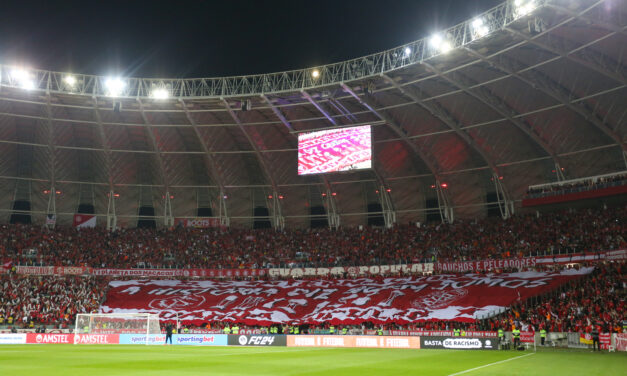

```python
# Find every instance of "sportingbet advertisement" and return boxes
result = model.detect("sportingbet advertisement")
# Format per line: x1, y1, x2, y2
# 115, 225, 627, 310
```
297, 125, 372, 175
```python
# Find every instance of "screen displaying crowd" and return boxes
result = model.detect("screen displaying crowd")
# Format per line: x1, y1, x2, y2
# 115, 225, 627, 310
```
0, 205, 624, 270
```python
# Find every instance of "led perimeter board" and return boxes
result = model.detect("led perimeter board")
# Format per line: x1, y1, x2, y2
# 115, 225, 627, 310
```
297, 125, 372, 175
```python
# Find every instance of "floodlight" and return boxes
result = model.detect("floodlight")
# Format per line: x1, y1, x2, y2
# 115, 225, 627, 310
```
11, 69, 35, 90
471, 18, 490, 39
403, 47, 411, 57
151, 88, 169, 99
105, 77, 125, 97
429, 34, 452, 54
312, 69, 320, 78
514, 0, 536, 17
63, 75, 77, 87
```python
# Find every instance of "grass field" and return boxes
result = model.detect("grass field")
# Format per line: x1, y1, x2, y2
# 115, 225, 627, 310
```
0, 345, 625, 375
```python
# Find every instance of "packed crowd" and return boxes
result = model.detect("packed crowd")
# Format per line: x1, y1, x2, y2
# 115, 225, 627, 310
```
484, 262, 625, 334
0, 205, 625, 270
526, 172, 627, 197
0, 276, 107, 328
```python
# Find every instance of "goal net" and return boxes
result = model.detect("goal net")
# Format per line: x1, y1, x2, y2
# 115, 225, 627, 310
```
74, 313, 161, 344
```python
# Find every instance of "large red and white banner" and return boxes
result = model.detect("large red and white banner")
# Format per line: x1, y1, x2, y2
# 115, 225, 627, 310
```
298, 125, 372, 175
100, 268, 593, 325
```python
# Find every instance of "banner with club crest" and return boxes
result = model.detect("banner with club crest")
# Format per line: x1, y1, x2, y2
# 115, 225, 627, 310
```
100, 267, 593, 325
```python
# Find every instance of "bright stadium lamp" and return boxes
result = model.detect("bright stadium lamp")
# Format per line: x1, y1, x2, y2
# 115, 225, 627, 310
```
151, 88, 169, 99
403, 47, 411, 57
514, 0, 537, 18
312, 69, 320, 78
105, 77, 125, 97
471, 18, 490, 39
11, 69, 35, 90
63, 75, 77, 87
430, 34, 452, 54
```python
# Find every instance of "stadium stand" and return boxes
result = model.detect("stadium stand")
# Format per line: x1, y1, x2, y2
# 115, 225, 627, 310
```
1, 205, 624, 269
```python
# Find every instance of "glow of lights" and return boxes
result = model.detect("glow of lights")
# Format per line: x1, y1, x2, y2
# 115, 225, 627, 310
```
429, 34, 452, 54
55, 190, 62, 195
114, 193, 120, 198
105, 77, 125, 97
386, 188, 391, 193
441, 183, 448, 188
268, 195, 273, 199
514, 0, 537, 18
170, 195, 174, 199
321, 193, 327, 197
311, 69, 320, 78
471, 18, 489, 39
43, 190, 50, 194
63, 75, 77, 87
11, 69, 35, 89
403, 47, 411, 57
279, 195, 284, 200
331, 192, 337, 196
223, 195, 228, 199
151, 88, 169, 99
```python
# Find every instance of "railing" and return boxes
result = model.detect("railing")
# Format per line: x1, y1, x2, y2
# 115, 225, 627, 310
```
526, 171, 627, 199
0, 0, 547, 98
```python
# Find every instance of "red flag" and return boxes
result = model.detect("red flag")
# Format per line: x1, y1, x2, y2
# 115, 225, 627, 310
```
73, 214, 96, 229
2, 261, 13, 270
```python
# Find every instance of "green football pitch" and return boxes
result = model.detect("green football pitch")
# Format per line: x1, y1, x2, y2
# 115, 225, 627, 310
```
0, 345, 625, 375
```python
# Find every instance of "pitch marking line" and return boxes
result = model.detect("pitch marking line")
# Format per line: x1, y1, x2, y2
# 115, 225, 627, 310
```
447, 352, 535, 376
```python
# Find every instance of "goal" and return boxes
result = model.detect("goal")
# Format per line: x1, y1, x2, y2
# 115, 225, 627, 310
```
74, 313, 161, 344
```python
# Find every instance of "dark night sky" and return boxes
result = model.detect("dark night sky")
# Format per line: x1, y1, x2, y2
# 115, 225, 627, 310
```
0, 0, 502, 78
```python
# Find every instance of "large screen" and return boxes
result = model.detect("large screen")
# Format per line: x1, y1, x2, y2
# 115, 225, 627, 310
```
298, 125, 372, 175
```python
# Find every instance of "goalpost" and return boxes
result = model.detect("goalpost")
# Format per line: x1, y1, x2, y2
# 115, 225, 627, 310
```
74, 313, 161, 345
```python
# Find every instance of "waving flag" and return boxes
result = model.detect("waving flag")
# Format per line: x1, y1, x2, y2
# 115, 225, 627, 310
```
73, 214, 96, 229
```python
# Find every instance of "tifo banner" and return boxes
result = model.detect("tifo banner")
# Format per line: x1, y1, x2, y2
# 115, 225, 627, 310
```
287, 335, 420, 349
175, 218, 222, 228
420, 336, 496, 350
100, 268, 593, 325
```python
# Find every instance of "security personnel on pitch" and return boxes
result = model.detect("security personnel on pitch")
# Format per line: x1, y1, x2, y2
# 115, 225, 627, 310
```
342, 327, 348, 335
454, 328, 461, 337
377, 327, 383, 336
223, 325, 231, 334
232, 324, 239, 335
293, 326, 299, 335
540, 328, 547, 346
512, 327, 521, 348
498, 328, 504, 344
461, 330, 466, 337
329, 325, 335, 335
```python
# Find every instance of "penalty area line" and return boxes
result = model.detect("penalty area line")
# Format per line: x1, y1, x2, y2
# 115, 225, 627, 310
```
447, 352, 535, 376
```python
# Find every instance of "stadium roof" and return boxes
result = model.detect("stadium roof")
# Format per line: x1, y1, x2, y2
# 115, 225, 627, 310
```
0, 0, 625, 228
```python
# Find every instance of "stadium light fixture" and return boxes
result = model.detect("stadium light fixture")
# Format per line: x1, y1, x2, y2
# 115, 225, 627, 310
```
403, 47, 411, 57
514, 0, 537, 18
105, 77, 125, 97
429, 34, 452, 54
11, 69, 35, 90
311, 69, 320, 78
63, 75, 77, 87
471, 18, 490, 39
151, 88, 169, 99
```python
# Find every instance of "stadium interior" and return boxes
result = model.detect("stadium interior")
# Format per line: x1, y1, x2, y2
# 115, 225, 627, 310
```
0, 0, 626, 374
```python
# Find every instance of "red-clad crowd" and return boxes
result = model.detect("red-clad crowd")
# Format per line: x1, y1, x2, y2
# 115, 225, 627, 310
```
0, 205, 625, 270
485, 262, 625, 334
0, 275, 107, 328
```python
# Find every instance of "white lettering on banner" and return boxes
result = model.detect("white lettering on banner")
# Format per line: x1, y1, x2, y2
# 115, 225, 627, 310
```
322, 337, 345, 347
100, 268, 593, 325
295, 337, 316, 346
356, 337, 378, 347
386, 338, 409, 348
36, 334, 70, 344
443, 338, 483, 349
0, 334, 26, 344
74, 334, 113, 344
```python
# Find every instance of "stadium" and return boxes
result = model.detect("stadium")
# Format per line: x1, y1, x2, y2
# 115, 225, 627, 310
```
0, 0, 626, 374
